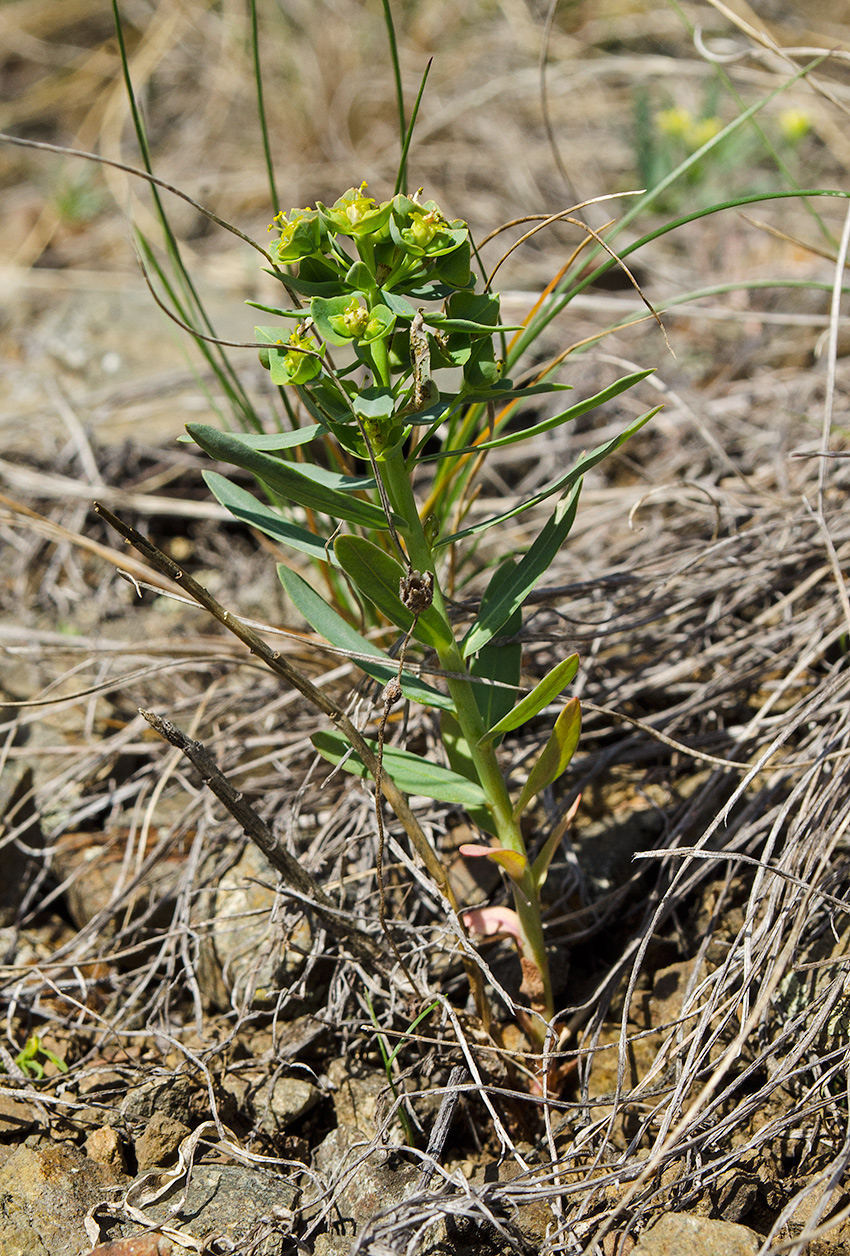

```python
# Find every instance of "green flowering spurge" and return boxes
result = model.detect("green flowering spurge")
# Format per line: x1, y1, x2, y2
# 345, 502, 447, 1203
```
188, 183, 657, 1050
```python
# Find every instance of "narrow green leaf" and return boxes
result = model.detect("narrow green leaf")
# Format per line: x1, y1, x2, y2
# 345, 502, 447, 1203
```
531, 827, 565, 891
480, 653, 580, 745
187, 422, 396, 530
334, 535, 453, 649
439, 710, 498, 833
203, 472, 338, 566
470, 586, 522, 736
277, 564, 453, 710
423, 314, 522, 334
180, 425, 323, 450
462, 483, 582, 659
512, 698, 581, 820
438, 407, 660, 547
469, 371, 653, 453
531, 794, 581, 889
312, 729, 487, 806
291, 463, 374, 492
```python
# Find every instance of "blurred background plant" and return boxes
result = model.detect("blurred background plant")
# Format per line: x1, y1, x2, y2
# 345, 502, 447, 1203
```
633, 81, 815, 214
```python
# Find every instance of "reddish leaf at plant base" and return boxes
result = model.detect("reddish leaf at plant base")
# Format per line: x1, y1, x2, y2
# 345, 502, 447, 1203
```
459, 842, 528, 881
461, 905, 522, 941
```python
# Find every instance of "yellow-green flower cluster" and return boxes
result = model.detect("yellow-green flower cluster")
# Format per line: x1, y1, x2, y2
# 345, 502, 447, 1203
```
655, 106, 722, 152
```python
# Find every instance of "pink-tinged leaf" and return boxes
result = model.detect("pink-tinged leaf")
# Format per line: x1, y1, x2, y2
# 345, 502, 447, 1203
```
461, 906, 522, 941
458, 842, 495, 858
513, 697, 581, 820
458, 843, 528, 882
531, 792, 581, 889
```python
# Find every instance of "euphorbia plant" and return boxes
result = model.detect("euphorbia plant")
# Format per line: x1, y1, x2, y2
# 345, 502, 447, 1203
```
187, 182, 658, 1047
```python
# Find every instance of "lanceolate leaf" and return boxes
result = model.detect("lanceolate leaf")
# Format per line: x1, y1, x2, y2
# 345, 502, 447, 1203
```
312, 730, 487, 806
531, 793, 581, 889
512, 698, 581, 820
438, 407, 660, 547
468, 370, 654, 453
423, 314, 522, 334
277, 564, 453, 710
187, 422, 396, 531
203, 472, 339, 566
462, 483, 582, 659
334, 535, 453, 649
479, 653, 580, 744
458, 842, 528, 882
192, 425, 324, 452
470, 588, 522, 736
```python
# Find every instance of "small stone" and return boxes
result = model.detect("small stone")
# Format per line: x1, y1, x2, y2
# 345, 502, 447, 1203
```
0, 1093, 35, 1137
0, 1142, 122, 1256
133, 1113, 190, 1172
196, 842, 312, 1011
83, 1236, 172, 1256
312, 1126, 417, 1238
84, 1126, 128, 1173
634, 1213, 760, 1256
253, 1075, 320, 1135
121, 1077, 195, 1125
133, 1162, 297, 1256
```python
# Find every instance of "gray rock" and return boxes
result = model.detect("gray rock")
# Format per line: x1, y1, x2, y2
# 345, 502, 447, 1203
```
197, 840, 312, 1011
121, 1076, 196, 1125
253, 1073, 321, 1135
634, 1213, 761, 1256
0, 1141, 124, 1256
312, 1125, 417, 1240
135, 1162, 298, 1256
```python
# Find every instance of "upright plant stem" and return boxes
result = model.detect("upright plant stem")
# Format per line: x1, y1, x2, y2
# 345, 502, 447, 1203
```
378, 445, 554, 1039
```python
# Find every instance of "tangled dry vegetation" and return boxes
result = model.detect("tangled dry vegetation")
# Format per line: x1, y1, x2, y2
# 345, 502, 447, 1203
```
4, 1, 850, 1253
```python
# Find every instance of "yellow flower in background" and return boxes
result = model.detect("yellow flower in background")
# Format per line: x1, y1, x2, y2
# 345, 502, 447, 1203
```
687, 116, 722, 149
779, 107, 811, 142
655, 107, 722, 153
655, 105, 692, 139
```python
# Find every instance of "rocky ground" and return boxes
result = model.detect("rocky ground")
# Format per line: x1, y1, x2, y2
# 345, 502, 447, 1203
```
3, 1, 850, 1254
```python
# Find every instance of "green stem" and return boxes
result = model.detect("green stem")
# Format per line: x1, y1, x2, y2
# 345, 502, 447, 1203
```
378, 443, 554, 1041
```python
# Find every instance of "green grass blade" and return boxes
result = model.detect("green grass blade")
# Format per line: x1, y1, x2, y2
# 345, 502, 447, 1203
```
381, 0, 406, 187
250, 0, 280, 214
113, 1, 262, 431
394, 58, 432, 196
136, 233, 259, 430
